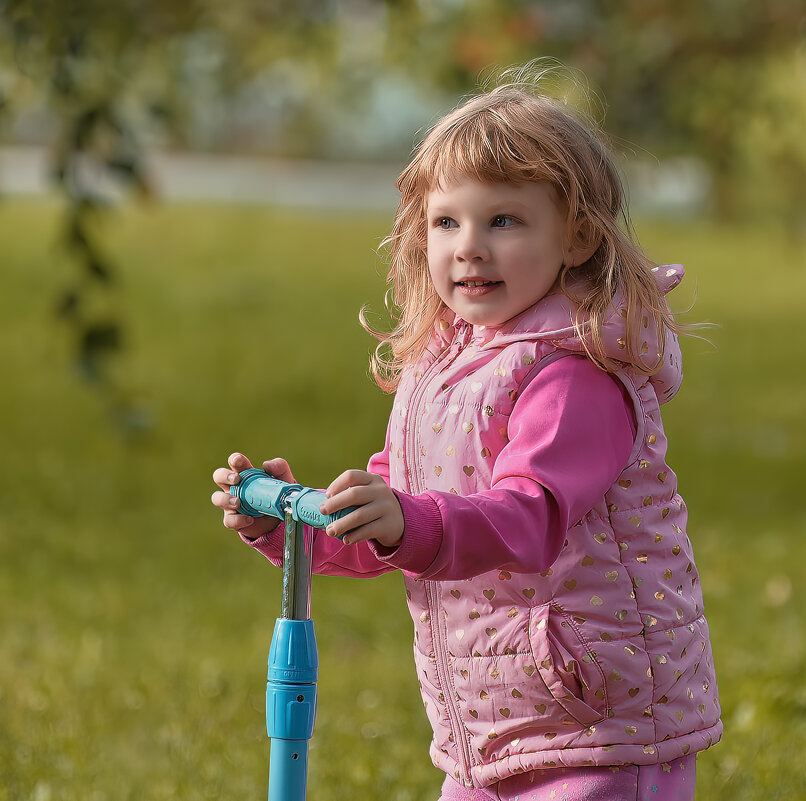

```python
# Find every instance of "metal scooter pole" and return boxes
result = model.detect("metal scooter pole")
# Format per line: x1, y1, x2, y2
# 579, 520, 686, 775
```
265, 507, 318, 801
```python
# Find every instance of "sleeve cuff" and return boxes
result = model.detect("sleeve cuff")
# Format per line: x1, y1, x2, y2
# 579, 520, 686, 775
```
239, 523, 285, 567
367, 490, 443, 576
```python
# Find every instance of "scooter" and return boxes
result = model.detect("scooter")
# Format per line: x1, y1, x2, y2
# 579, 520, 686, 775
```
230, 469, 357, 801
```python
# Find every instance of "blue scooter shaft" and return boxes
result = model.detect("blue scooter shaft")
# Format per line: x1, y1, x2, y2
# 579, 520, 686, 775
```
266, 615, 318, 801
268, 738, 309, 801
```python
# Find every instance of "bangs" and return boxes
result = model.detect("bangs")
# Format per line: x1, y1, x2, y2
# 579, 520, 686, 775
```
407, 104, 561, 195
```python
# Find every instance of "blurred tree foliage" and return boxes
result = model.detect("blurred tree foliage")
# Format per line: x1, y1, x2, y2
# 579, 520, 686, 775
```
381, 0, 806, 223
1, 0, 804, 410
0, 0, 341, 424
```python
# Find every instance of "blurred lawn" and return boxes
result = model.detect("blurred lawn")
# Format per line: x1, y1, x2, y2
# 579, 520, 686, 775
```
1, 199, 804, 801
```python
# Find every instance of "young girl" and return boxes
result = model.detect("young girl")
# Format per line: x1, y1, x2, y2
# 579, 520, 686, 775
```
212, 75, 721, 800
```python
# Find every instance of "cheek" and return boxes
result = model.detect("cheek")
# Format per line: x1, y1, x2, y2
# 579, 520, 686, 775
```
426, 242, 448, 280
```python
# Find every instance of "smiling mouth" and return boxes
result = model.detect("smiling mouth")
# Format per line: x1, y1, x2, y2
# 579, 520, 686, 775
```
456, 280, 501, 287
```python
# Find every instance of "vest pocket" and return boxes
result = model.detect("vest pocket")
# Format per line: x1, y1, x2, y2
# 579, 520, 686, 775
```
529, 603, 606, 726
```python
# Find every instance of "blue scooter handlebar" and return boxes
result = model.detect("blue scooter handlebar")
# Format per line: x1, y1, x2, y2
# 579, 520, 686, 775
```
230, 468, 357, 533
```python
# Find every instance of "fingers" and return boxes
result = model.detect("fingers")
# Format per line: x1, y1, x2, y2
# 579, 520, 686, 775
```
330, 502, 403, 548
214, 453, 294, 492
211, 488, 278, 538
213, 467, 240, 490
319, 471, 404, 548
212, 452, 289, 542
211, 488, 251, 524
323, 499, 383, 539
228, 452, 254, 472
324, 470, 373, 502
212, 453, 253, 491
320, 471, 378, 523
262, 457, 296, 484
341, 519, 392, 547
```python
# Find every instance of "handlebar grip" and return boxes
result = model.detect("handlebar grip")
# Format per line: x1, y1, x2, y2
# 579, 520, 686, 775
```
230, 469, 358, 533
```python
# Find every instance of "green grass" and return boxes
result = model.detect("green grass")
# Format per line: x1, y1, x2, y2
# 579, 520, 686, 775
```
1, 198, 804, 800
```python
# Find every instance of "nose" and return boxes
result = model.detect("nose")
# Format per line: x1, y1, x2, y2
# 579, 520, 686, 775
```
454, 226, 490, 263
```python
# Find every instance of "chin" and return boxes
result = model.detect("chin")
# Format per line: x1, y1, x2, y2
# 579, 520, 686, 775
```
462, 313, 498, 327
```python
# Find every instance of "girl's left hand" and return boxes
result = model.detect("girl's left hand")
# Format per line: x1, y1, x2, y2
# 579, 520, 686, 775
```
320, 470, 404, 548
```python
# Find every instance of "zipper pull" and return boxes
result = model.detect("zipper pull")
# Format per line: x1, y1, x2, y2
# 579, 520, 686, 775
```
455, 319, 473, 350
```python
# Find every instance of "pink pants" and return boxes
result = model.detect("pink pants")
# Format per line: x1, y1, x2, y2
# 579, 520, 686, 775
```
439, 756, 696, 801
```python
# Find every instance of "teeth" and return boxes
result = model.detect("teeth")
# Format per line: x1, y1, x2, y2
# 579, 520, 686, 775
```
460, 281, 495, 287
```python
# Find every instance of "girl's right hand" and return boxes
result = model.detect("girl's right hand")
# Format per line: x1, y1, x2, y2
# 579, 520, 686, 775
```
211, 452, 297, 541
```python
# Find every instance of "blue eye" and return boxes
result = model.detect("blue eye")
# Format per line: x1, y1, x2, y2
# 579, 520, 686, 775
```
491, 215, 515, 228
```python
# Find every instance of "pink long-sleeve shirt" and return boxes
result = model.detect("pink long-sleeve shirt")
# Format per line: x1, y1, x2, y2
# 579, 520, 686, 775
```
242, 355, 635, 580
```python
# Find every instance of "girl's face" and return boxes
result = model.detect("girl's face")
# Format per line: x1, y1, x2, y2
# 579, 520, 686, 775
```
426, 178, 571, 328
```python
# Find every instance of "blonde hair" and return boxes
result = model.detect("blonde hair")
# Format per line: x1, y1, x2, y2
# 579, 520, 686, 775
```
362, 65, 677, 393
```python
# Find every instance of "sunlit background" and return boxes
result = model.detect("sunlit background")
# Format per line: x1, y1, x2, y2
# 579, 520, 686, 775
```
1, 3, 805, 800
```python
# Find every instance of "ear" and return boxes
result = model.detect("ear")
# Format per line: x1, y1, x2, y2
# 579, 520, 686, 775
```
565, 217, 601, 268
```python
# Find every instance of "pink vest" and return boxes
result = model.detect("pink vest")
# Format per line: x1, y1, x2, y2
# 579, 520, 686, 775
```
386, 266, 721, 788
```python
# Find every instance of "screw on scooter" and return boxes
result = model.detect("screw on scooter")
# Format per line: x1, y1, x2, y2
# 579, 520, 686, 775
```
230, 469, 358, 801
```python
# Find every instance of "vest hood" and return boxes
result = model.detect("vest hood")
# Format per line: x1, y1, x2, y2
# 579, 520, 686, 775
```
434, 264, 684, 405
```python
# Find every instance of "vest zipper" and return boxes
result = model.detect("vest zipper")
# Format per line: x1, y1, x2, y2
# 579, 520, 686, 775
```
403, 321, 475, 785
427, 580, 474, 785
